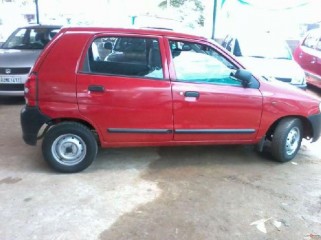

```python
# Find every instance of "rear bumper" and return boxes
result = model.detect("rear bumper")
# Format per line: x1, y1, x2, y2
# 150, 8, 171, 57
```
20, 106, 51, 145
306, 72, 321, 89
308, 113, 321, 142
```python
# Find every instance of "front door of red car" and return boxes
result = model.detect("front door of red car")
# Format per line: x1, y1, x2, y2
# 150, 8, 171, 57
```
77, 35, 173, 143
167, 39, 263, 142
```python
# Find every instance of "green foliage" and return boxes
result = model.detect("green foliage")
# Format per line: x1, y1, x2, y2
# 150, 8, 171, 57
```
158, 0, 205, 27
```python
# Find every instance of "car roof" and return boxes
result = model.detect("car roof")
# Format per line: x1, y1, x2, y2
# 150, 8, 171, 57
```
18, 24, 62, 29
226, 32, 283, 39
224, 33, 288, 45
304, 28, 321, 35
60, 27, 209, 41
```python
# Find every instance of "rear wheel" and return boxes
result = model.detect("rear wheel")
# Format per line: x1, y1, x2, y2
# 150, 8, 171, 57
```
271, 118, 303, 162
42, 122, 98, 173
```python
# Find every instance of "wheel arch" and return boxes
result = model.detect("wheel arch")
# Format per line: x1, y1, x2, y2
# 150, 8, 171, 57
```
266, 115, 313, 140
42, 117, 102, 146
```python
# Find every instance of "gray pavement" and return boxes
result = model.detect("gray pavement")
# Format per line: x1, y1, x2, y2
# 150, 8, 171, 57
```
0, 88, 321, 240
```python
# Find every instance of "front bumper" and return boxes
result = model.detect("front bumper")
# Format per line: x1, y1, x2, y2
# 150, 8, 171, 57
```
0, 90, 24, 96
20, 106, 51, 145
294, 83, 307, 91
0, 74, 27, 96
308, 113, 321, 142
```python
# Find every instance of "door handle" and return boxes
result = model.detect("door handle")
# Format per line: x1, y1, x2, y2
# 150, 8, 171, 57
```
184, 91, 200, 98
88, 85, 105, 92
299, 52, 303, 58
311, 57, 317, 64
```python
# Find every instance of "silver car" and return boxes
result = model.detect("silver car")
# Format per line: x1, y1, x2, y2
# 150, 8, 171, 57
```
0, 25, 61, 96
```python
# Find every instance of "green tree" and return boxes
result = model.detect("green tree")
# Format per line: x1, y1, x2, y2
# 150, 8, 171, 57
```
158, 0, 204, 27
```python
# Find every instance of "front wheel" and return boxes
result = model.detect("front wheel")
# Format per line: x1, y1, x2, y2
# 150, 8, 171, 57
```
42, 122, 98, 173
271, 118, 303, 162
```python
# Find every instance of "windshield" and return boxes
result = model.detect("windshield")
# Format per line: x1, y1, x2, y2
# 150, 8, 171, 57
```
1, 27, 60, 50
238, 37, 292, 60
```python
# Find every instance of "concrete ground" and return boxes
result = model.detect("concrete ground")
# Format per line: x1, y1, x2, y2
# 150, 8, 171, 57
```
0, 87, 321, 240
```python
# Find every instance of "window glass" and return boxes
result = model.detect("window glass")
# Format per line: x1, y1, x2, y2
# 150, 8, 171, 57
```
316, 38, 321, 51
222, 35, 233, 52
88, 37, 163, 79
2, 27, 60, 49
237, 37, 292, 60
4, 28, 26, 48
169, 40, 240, 86
303, 31, 319, 49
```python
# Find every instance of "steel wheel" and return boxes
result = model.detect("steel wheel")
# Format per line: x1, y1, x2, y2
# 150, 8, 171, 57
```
51, 134, 87, 166
271, 118, 303, 162
285, 126, 301, 156
42, 122, 98, 173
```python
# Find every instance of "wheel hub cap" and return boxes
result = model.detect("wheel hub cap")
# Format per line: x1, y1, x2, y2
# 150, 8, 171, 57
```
52, 134, 86, 166
285, 127, 300, 156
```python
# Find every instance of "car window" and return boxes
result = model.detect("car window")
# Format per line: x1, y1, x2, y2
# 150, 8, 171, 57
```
316, 38, 321, 51
3, 28, 26, 48
302, 31, 319, 49
169, 40, 241, 86
87, 36, 164, 79
236, 37, 292, 60
2, 27, 60, 50
222, 35, 233, 52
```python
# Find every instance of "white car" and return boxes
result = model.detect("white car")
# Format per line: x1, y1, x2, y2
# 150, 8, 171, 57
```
222, 34, 307, 90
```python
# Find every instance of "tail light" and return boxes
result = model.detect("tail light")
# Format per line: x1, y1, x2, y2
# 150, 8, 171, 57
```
24, 72, 37, 107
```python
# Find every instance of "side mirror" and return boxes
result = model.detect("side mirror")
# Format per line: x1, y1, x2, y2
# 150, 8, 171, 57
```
104, 41, 113, 50
233, 69, 252, 87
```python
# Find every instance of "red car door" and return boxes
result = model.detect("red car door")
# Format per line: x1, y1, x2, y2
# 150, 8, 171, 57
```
294, 30, 321, 88
77, 34, 173, 144
309, 38, 321, 84
166, 38, 263, 142
294, 31, 318, 75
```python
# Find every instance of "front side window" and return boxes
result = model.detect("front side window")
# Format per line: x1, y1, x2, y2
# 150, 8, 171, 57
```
169, 40, 240, 86
87, 36, 164, 79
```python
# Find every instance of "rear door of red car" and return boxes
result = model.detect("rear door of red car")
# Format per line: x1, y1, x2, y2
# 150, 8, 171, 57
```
165, 38, 263, 142
77, 34, 173, 144
311, 37, 321, 79
294, 31, 318, 75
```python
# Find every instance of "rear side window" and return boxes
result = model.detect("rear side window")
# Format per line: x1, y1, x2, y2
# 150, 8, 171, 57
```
316, 38, 321, 51
85, 36, 164, 79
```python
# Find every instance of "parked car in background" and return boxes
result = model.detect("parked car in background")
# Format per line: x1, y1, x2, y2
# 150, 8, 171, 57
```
222, 34, 307, 90
293, 28, 321, 89
0, 25, 61, 96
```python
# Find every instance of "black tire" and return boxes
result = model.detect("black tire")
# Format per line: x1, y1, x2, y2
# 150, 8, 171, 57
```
271, 118, 303, 162
42, 122, 98, 173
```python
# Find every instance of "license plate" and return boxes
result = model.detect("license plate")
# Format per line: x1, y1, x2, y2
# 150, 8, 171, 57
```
0, 76, 22, 84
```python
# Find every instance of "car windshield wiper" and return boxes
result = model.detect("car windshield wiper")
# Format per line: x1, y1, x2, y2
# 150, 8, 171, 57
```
248, 55, 265, 58
274, 57, 290, 60
5, 44, 28, 49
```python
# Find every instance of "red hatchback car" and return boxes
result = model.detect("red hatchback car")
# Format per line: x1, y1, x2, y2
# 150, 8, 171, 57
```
21, 27, 321, 173
294, 28, 321, 89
